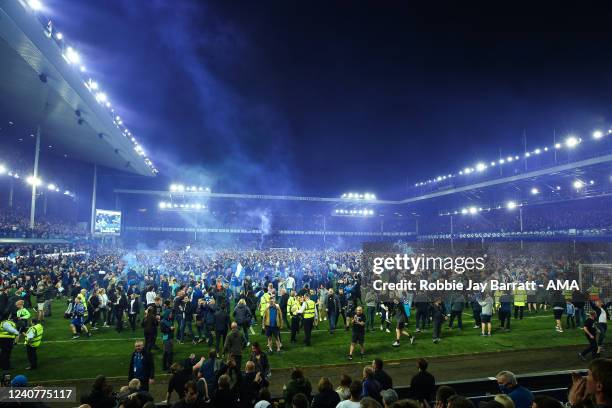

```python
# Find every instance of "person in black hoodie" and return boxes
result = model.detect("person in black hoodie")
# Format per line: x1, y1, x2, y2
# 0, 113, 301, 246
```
239, 360, 269, 408
213, 374, 237, 407
80, 375, 116, 408
372, 358, 392, 390
311, 377, 341, 408
431, 298, 447, 343
128, 341, 155, 391
142, 306, 159, 353
214, 306, 230, 354
409, 358, 436, 403
115, 287, 128, 333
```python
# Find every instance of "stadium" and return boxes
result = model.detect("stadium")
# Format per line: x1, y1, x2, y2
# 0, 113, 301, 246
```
0, 1, 611, 408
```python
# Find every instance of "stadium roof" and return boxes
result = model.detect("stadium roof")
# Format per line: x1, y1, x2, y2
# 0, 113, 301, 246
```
0, 0, 156, 176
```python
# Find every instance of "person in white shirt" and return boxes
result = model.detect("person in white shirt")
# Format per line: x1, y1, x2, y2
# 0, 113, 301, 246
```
285, 275, 295, 293
336, 380, 362, 408
100, 289, 109, 327
145, 286, 157, 307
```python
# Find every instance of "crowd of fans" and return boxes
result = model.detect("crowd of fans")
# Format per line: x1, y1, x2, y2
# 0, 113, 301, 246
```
0, 209, 87, 240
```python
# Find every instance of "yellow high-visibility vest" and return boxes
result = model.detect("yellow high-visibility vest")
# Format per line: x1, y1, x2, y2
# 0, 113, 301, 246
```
287, 297, 299, 316
0, 320, 17, 339
303, 299, 316, 319
25, 324, 43, 348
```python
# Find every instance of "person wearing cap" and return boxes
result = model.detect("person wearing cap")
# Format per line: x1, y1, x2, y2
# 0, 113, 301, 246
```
24, 320, 43, 370
0, 313, 19, 370
495, 371, 533, 408
381, 388, 399, 407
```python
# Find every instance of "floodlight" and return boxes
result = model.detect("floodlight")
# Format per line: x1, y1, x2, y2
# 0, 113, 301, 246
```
534, 149, 541, 155
468, 207, 477, 215
0, 165, 6, 175
95, 92, 108, 103
507, 156, 513, 162
593, 130, 604, 139
499, 159, 505, 164
177, 184, 185, 192
476, 162, 486, 172
554, 143, 561, 149
159, 202, 166, 209
26, 176, 42, 186
65, 47, 80, 64
170, 184, 177, 191
461, 208, 468, 214
565, 136, 579, 148
64, 190, 70, 195
56, 32, 63, 40
590, 180, 595, 185
525, 152, 531, 157
530, 187, 539, 195
555, 186, 561, 190
573, 180, 584, 189
47, 183, 56, 190
80, 66, 86, 72
27, 0, 43, 10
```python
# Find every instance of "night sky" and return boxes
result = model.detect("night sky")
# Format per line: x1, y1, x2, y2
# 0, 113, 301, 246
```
47, 1, 612, 198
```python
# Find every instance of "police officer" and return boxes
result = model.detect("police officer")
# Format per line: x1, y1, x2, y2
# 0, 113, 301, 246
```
298, 292, 318, 346
0, 314, 19, 371
287, 291, 301, 343
24, 320, 43, 370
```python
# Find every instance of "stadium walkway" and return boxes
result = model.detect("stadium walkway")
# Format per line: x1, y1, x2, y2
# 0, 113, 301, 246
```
43, 344, 592, 407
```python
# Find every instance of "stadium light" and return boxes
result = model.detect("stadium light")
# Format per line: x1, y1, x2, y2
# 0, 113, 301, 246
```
476, 162, 487, 172
47, 183, 56, 191
593, 130, 604, 139
26, 176, 42, 186
468, 206, 477, 215
27, 0, 43, 10
506, 201, 517, 210
159, 202, 166, 209
565, 136, 579, 148
554, 143, 561, 149
95, 92, 108, 103
0, 164, 6, 175
64, 47, 80, 64
525, 152, 531, 157
590, 180, 595, 185
534, 148, 541, 155
555, 186, 561, 190
530, 187, 539, 195
507, 156, 513, 162
461, 208, 468, 215
499, 159, 505, 164
573, 180, 584, 190
55, 32, 63, 40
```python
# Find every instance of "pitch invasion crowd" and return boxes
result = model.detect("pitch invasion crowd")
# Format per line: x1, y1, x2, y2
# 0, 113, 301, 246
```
0, 246, 610, 408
